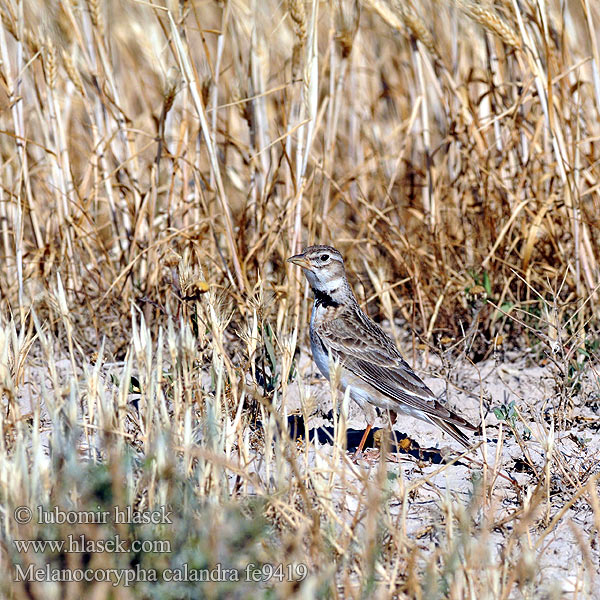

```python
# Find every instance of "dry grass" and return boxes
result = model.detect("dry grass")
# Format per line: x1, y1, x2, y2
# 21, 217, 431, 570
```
0, 0, 599, 598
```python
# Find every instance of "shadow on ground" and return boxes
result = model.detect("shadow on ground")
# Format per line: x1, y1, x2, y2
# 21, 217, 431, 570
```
286, 411, 453, 464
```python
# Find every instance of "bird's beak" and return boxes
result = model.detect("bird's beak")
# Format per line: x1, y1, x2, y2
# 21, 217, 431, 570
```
287, 253, 311, 269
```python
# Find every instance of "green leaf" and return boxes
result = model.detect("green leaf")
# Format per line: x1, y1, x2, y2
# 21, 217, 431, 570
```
493, 407, 506, 421
483, 271, 492, 296
263, 323, 277, 371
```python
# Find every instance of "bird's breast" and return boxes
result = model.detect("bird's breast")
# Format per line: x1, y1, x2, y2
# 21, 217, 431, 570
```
310, 304, 330, 379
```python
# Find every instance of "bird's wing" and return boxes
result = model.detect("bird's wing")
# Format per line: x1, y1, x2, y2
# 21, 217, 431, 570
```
316, 308, 477, 430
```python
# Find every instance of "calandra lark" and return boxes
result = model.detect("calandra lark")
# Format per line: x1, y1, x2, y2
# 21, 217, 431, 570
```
288, 245, 478, 455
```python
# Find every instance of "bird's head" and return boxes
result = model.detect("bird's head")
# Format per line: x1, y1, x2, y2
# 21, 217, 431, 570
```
287, 245, 350, 300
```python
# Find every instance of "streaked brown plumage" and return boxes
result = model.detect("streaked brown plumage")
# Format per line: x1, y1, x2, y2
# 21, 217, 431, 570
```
288, 244, 477, 451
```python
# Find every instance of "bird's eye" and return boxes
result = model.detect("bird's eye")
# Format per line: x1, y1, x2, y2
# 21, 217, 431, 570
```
320, 254, 329, 262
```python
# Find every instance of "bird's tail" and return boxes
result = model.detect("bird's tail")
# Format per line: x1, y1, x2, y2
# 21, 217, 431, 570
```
428, 415, 472, 449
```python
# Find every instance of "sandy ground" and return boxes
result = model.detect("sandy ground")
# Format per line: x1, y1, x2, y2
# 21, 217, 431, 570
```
10, 336, 600, 597
283, 343, 600, 596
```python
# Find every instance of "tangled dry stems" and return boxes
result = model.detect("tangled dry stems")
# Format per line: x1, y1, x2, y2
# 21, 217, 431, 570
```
0, 0, 599, 598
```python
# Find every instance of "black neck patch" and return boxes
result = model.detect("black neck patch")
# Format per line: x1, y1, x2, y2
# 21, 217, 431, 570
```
314, 289, 339, 308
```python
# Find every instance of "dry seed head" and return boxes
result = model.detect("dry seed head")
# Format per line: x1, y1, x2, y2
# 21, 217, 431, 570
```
163, 80, 178, 116
0, 7, 16, 39
26, 28, 41, 54
87, 0, 104, 36
177, 263, 190, 297
288, 0, 307, 43
453, 0, 521, 49
176, 258, 209, 300
163, 67, 181, 116
288, 0, 307, 82
0, 4, 37, 53
0, 3, 40, 54
45, 38, 57, 90
62, 50, 85, 96
390, 0, 440, 61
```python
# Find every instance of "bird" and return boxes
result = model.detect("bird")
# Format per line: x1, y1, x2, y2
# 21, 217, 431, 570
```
287, 244, 478, 455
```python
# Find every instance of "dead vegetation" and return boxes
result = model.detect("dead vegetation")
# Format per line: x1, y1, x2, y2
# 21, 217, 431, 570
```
0, 0, 599, 598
